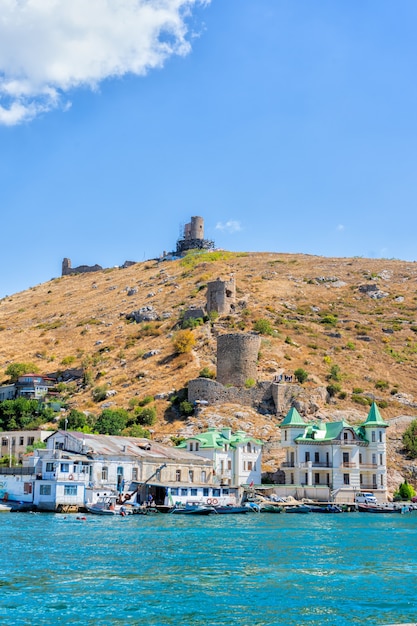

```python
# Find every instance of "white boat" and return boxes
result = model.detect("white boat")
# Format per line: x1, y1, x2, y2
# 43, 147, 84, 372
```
85, 496, 131, 516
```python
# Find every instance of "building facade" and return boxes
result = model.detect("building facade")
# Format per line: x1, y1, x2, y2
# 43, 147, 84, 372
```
280, 403, 388, 502
178, 427, 263, 487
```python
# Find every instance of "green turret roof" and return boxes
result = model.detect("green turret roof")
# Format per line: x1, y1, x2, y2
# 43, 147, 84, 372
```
295, 420, 364, 443
177, 428, 262, 450
280, 407, 306, 427
363, 402, 389, 427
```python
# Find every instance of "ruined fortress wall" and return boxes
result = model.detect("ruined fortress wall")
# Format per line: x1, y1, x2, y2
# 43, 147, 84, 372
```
216, 333, 261, 387
188, 378, 272, 407
206, 278, 236, 315
62, 258, 103, 276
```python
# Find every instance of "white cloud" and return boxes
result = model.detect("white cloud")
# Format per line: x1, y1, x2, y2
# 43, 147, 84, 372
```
0, 0, 209, 125
215, 220, 242, 234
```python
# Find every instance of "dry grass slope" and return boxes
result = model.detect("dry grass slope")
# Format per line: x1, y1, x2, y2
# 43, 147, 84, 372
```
1, 252, 417, 478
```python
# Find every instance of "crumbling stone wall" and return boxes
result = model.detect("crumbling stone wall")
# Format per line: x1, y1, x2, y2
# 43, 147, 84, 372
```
188, 378, 272, 409
206, 277, 236, 315
62, 258, 103, 276
216, 332, 261, 387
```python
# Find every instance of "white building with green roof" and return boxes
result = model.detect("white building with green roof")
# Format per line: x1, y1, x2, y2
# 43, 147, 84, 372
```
280, 403, 388, 502
178, 427, 262, 489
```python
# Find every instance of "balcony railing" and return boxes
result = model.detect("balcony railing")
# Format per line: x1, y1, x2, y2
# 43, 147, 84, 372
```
360, 483, 378, 490
359, 463, 378, 469
342, 462, 356, 468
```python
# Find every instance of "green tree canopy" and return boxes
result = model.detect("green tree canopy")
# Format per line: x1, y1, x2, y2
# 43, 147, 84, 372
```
402, 419, 417, 458
5, 362, 39, 382
95, 408, 129, 435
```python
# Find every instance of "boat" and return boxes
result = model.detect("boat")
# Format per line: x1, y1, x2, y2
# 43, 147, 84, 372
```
357, 504, 406, 514
170, 503, 216, 515
259, 503, 282, 513
309, 505, 343, 514
0, 503, 12, 513
86, 496, 131, 516
284, 504, 311, 514
213, 505, 251, 514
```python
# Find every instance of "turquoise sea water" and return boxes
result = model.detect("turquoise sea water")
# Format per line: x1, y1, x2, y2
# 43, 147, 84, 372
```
1, 512, 417, 626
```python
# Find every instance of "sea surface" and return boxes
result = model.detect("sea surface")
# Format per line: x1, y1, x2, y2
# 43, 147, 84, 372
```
1, 511, 416, 626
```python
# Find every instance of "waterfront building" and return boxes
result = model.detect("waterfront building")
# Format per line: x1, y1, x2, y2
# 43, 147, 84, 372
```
0, 430, 50, 462
178, 427, 263, 487
0, 431, 239, 510
279, 403, 388, 502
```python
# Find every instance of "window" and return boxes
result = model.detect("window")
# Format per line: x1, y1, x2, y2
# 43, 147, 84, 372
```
176, 469, 181, 482
371, 431, 376, 442
343, 432, 348, 441
102, 467, 108, 481
46, 462, 54, 472
247, 443, 252, 453
189, 443, 193, 451
372, 454, 376, 465
1, 438, 7, 447
223, 489, 229, 495
40, 484, 52, 496
314, 452, 320, 463
24, 483, 32, 494
228, 460, 232, 471
19, 437, 24, 446
189, 470, 194, 483
305, 452, 310, 462
247, 461, 253, 471
343, 474, 350, 485
314, 473, 320, 485
379, 431, 383, 443
379, 454, 383, 466
380, 475, 384, 487
220, 460, 224, 473
305, 473, 308, 484
359, 453, 362, 464
180, 488, 188, 496
60, 463, 70, 473
201, 471, 206, 483
360, 474, 363, 485
213, 489, 220, 497
195, 443, 199, 451
64, 485, 77, 496
284, 430, 287, 441
170, 488, 179, 496
27, 437, 34, 446
190, 488, 198, 496
290, 473, 294, 485
132, 468, 138, 481
203, 488, 209, 497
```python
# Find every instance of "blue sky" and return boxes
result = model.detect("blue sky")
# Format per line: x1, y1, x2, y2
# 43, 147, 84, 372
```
1, 0, 417, 298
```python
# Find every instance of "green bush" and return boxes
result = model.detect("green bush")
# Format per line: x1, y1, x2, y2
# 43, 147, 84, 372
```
179, 401, 194, 416
320, 314, 338, 327
403, 419, 417, 458
394, 480, 416, 501
92, 385, 108, 402
352, 394, 372, 406
328, 365, 342, 382
136, 406, 157, 426
294, 368, 308, 384
253, 318, 275, 336
244, 378, 256, 389
327, 383, 341, 397
199, 367, 215, 379
181, 317, 204, 330
375, 380, 389, 390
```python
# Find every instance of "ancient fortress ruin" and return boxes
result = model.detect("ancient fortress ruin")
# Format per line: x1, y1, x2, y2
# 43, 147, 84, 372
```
176, 216, 214, 255
206, 277, 236, 315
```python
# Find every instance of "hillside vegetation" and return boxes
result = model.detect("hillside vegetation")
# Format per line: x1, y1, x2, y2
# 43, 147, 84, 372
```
1, 251, 417, 484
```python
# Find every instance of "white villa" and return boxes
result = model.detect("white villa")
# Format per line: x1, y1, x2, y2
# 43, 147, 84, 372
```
178, 427, 263, 488
280, 403, 389, 502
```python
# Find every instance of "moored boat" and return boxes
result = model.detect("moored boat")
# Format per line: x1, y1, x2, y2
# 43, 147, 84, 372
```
284, 505, 311, 514
259, 503, 282, 513
357, 504, 406, 514
170, 503, 216, 515
309, 505, 343, 514
214, 505, 251, 514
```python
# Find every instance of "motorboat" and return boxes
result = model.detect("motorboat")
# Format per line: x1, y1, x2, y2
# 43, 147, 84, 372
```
170, 503, 216, 515
86, 496, 131, 516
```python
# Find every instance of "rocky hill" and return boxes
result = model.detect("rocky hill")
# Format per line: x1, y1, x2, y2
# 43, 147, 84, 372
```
1, 251, 417, 488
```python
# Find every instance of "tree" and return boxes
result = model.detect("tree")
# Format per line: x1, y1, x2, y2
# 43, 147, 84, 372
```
135, 406, 157, 426
95, 408, 129, 435
395, 480, 416, 501
5, 362, 39, 382
294, 368, 308, 384
172, 329, 196, 354
58, 409, 91, 432
403, 419, 417, 458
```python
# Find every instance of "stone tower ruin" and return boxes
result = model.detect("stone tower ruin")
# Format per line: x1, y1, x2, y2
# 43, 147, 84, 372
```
206, 277, 236, 316
216, 333, 261, 387
176, 216, 214, 255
